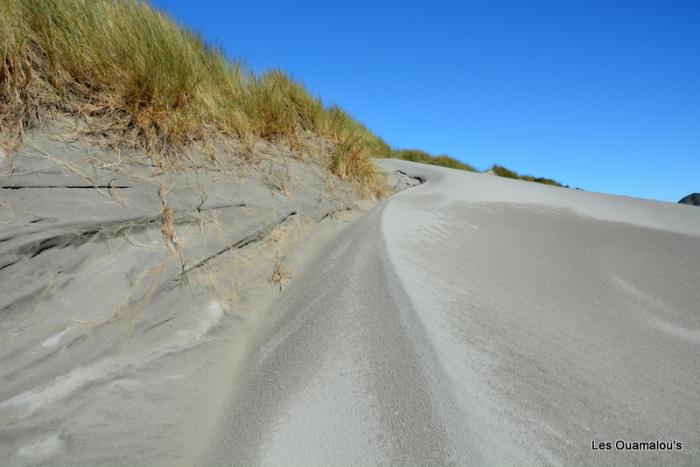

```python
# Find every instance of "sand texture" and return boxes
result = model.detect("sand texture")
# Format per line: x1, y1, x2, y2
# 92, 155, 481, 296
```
0, 131, 364, 466
2, 144, 699, 465
207, 159, 700, 466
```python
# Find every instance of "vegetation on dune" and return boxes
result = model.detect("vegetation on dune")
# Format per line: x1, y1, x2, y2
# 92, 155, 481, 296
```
0, 0, 389, 196
0, 0, 567, 195
490, 164, 567, 187
392, 149, 477, 172
389, 150, 567, 187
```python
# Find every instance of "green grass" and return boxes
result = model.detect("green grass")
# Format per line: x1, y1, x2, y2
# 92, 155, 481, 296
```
0, 0, 389, 196
392, 149, 477, 172
490, 164, 520, 179
490, 164, 566, 187
389, 150, 567, 187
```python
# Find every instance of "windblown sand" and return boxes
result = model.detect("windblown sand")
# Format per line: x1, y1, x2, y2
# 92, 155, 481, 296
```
2, 148, 699, 465
207, 160, 700, 466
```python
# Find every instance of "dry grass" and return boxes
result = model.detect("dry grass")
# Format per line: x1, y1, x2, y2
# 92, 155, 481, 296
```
269, 252, 289, 290
157, 184, 178, 251
0, 0, 389, 195
192, 214, 313, 307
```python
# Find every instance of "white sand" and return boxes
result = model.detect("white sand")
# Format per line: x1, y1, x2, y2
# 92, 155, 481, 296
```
207, 159, 700, 465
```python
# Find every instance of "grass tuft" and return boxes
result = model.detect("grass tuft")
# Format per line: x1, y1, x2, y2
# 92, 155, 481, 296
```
490, 164, 566, 187
392, 149, 476, 172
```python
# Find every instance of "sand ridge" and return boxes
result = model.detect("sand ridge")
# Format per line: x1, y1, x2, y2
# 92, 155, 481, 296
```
207, 159, 700, 465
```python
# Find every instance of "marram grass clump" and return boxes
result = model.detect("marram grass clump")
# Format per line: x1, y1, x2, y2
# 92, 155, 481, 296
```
490, 164, 566, 187
392, 149, 477, 172
0, 0, 389, 196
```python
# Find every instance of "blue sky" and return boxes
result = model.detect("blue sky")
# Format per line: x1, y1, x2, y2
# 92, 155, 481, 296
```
152, 0, 698, 202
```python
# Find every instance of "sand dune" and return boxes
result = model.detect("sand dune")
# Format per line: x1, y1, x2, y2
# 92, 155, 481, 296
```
3, 150, 699, 465
207, 159, 700, 465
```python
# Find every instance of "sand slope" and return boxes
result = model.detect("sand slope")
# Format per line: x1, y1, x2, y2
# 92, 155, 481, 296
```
0, 132, 365, 466
208, 159, 700, 465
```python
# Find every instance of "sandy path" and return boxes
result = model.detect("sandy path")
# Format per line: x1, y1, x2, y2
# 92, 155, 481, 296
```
208, 160, 700, 465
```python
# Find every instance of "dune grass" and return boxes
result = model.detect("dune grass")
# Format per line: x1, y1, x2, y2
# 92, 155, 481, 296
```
392, 149, 477, 172
0, 0, 567, 195
0, 0, 389, 196
389, 150, 567, 187
490, 164, 566, 187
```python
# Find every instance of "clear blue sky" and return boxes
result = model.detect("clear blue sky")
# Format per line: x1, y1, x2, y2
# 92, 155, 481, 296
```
152, 0, 698, 202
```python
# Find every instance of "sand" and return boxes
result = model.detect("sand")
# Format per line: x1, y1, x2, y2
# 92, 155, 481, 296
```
206, 159, 700, 465
0, 131, 366, 466
2, 145, 700, 465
